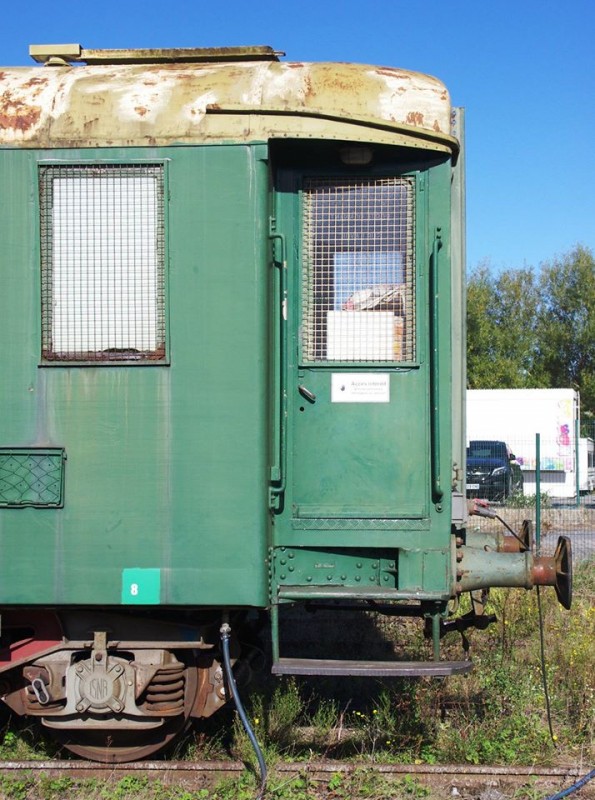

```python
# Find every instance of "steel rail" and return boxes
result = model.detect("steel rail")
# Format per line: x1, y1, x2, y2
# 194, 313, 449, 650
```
0, 760, 586, 779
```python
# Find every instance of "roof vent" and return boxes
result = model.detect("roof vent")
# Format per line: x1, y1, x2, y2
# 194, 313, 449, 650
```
29, 44, 283, 66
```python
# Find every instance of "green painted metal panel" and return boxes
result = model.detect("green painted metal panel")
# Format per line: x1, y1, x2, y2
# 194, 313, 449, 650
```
290, 369, 429, 518
0, 141, 457, 608
270, 159, 454, 598
0, 144, 270, 607
272, 547, 398, 590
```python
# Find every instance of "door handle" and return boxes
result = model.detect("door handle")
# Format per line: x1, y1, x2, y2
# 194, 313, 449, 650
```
298, 385, 316, 403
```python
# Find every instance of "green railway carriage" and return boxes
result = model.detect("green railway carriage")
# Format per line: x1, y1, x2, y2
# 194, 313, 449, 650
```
0, 44, 570, 762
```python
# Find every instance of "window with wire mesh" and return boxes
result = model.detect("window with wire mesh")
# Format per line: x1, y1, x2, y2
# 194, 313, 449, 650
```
39, 164, 166, 363
301, 176, 415, 363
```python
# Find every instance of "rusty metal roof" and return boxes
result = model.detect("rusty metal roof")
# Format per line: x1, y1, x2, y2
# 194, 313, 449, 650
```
0, 53, 457, 152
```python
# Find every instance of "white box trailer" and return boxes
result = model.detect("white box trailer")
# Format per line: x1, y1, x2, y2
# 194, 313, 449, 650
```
579, 437, 595, 493
467, 388, 582, 499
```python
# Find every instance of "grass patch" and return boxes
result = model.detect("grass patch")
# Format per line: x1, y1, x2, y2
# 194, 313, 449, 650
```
503, 492, 552, 509
0, 771, 444, 800
0, 720, 62, 761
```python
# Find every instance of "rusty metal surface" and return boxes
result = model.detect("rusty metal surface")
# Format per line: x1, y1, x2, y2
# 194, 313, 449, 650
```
29, 44, 283, 64
0, 60, 456, 151
533, 556, 558, 585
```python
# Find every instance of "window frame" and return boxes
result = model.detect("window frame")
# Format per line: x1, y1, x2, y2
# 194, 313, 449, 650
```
37, 159, 170, 367
297, 171, 421, 369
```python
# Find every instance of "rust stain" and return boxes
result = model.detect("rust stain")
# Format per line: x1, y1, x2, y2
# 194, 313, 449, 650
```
0, 90, 41, 132
134, 106, 149, 117
375, 67, 410, 80
22, 77, 47, 88
324, 74, 356, 93
406, 111, 424, 126
303, 74, 313, 100
226, 65, 251, 81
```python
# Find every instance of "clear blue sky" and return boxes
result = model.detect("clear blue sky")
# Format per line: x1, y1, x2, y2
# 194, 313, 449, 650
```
2, 0, 593, 273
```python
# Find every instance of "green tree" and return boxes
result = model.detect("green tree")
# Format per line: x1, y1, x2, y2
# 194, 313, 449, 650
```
536, 245, 595, 418
467, 262, 542, 389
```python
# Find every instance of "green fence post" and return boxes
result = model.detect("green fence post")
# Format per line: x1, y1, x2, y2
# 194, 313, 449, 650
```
575, 416, 580, 507
535, 433, 541, 555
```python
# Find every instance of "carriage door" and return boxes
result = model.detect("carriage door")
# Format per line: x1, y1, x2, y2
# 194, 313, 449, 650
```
276, 173, 430, 522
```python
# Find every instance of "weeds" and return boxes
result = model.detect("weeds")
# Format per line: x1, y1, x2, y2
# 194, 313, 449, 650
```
503, 492, 552, 509
0, 720, 61, 761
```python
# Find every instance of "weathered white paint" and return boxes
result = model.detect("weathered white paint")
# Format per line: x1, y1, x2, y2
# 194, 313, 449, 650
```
0, 59, 456, 150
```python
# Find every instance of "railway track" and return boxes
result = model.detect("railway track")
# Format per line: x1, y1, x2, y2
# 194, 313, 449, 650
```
0, 759, 591, 797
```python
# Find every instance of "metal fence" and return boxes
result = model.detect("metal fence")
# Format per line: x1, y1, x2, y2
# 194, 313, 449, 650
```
467, 425, 595, 565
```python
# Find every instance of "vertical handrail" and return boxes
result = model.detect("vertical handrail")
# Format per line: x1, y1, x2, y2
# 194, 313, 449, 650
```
269, 227, 287, 508
430, 228, 444, 502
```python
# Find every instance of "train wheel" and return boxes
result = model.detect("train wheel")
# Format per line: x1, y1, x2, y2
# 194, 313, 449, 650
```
47, 657, 199, 763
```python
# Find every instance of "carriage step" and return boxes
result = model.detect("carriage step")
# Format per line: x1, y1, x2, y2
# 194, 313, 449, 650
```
272, 658, 473, 677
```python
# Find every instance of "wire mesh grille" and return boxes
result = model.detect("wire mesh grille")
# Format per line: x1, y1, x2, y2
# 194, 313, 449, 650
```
0, 448, 65, 507
302, 176, 415, 363
39, 164, 166, 363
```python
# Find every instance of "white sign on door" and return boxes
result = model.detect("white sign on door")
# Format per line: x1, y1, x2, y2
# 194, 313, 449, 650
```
331, 373, 390, 403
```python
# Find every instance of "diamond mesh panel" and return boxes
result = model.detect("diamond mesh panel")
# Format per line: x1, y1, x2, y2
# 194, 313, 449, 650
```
302, 177, 415, 363
0, 448, 65, 507
39, 164, 166, 363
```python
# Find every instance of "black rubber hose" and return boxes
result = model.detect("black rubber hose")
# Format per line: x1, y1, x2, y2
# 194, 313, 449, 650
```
545, 769, 595, 800
220, 622, 267, 799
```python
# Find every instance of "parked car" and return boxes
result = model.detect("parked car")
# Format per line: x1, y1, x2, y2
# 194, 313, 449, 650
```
466, 440, 524, 501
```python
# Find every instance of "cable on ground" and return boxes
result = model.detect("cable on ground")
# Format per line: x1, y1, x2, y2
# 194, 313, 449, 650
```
220, 621, 267, 799
544, 768, 595, 800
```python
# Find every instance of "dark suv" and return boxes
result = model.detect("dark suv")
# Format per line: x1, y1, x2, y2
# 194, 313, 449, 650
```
466, 440, 524, 501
